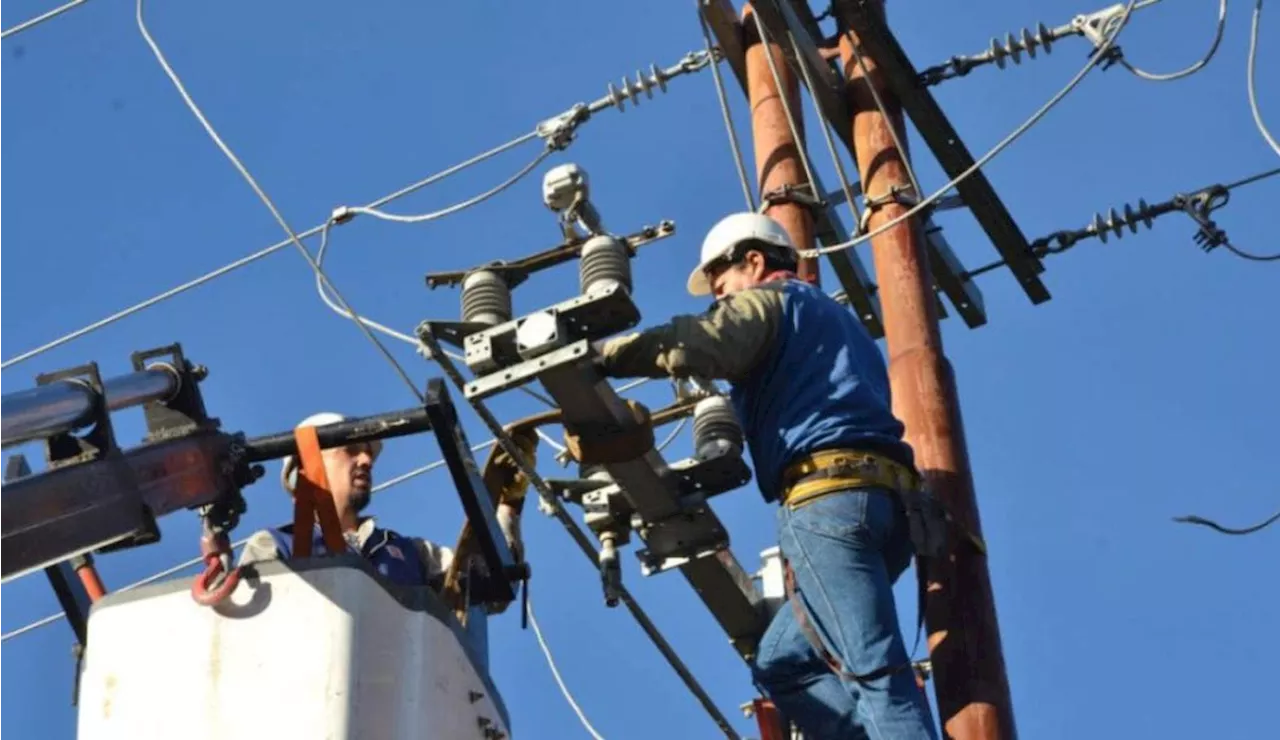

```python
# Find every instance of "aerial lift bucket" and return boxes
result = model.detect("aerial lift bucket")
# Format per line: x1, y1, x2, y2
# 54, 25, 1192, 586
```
74, 556, 509, 740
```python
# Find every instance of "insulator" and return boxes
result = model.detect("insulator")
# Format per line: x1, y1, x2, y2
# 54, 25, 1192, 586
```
692, 396, 743, 460
460, 268, 512, 327
1085, 199, 1158, 244
579, 234, 632, 296
986, 22, 1055, 69
604, 63, 670, 112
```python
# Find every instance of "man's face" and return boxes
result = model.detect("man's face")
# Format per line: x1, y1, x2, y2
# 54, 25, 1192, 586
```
322, 442, 375, 515
707, 249, 768, 300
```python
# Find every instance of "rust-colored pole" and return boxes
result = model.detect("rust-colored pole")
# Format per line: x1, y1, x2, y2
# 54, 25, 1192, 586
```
839, 9, 1016, 740
741, 3, 819, 286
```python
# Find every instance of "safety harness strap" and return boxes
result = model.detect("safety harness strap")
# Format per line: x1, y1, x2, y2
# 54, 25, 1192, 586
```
783, 559, 916, 685
291, 425, 348, 557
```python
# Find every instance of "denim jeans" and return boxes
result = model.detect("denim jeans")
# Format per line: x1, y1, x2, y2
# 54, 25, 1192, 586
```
751, 486, 938, 740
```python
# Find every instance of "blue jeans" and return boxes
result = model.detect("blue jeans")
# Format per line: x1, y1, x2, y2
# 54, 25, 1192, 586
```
751, 487, 938, 740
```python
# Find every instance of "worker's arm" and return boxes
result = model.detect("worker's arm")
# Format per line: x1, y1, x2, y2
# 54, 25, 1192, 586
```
236, 529, 288, 567
597, 286, 782, 382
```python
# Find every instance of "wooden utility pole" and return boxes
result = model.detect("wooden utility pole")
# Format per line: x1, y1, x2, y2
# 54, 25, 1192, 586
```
838, 5, 1016, 739
741, 2, 820, 283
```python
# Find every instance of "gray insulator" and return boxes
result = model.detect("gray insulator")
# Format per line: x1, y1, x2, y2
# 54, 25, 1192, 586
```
579, 235, 632, 296
692, 396, 743, 459
460, 269, 512, 326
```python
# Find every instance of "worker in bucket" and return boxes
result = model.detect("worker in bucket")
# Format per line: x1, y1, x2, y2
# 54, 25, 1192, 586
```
594, 213, 938, 740
239, 411, 525, 595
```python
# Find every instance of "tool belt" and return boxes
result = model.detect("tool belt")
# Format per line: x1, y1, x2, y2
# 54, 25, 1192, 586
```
780, 448, 956, 560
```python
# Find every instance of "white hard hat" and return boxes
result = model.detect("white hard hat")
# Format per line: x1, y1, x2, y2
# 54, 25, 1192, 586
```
687, 212, 796, 296
280, 411, 383, 493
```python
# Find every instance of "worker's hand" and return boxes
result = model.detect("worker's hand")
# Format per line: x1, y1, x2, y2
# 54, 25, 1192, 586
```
497, 502, 524, 563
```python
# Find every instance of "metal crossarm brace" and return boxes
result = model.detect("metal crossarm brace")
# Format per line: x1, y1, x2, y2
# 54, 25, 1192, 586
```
832, 0, 1050, 304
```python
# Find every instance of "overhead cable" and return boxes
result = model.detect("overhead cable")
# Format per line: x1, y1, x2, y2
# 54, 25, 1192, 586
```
840, 27, 926, 217
1174, 507, 1280, 535
787, 32, 865, 232
135, 0, 425, 402
527, 596, 608, 740
1248, 0, 1280, 159
796, 0, 1139, 261
2, 49, 714, 370
337, 148, 554, 225
697, 3, 757, 212
1119, 0, 1227, 82
0, 0, 90, 40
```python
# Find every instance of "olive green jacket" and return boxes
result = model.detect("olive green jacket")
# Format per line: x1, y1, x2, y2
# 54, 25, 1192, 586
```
597, 286, 784, 382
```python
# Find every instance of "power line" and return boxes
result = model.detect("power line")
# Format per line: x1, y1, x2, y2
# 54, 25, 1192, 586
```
0, 129, 540, 371
527, 596, 608, 740
1120, 0, 1228, 82
135, 0, 426, 401
0, 0, 90, 40
1174, 507, 1280, 535
1, 47, 713, 370
697, 3, 755, 212
1224, 165, 1280, 191
1248, 0, 1280, 159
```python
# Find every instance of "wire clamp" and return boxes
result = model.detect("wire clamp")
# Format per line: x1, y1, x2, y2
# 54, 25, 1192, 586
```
858, 184, 922, 234
1174, 185, 1231, 252
758, 184, 826, 216
1072, 4, 1128, 70
537, 103, 590, 151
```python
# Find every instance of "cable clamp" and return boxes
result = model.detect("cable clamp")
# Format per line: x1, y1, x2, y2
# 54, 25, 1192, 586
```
858, 184, 921, 233
1174, 185, 1230, 252
536, 104, 590, 151
330, 205, 356, 225
758, 184, 826, 215
1072, 4, 1127, 70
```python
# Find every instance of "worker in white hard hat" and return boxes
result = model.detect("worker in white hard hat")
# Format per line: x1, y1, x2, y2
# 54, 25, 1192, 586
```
239, 411, 524, 598
595, 212, 937, 740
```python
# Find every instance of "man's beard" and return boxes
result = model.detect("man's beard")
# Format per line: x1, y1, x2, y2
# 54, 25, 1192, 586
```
349, 486, 372, 514
349, 467, 373, 514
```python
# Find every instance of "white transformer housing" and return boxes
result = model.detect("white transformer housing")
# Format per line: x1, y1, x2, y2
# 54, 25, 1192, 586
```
76, 556, 509, 740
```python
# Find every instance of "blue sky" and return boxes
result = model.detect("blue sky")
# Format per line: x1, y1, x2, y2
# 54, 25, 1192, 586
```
2, 1, 1276, 738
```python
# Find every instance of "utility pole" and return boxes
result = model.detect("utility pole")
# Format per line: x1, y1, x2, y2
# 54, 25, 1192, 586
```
742, 2, 820, 283
838, 4, 1016, 739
